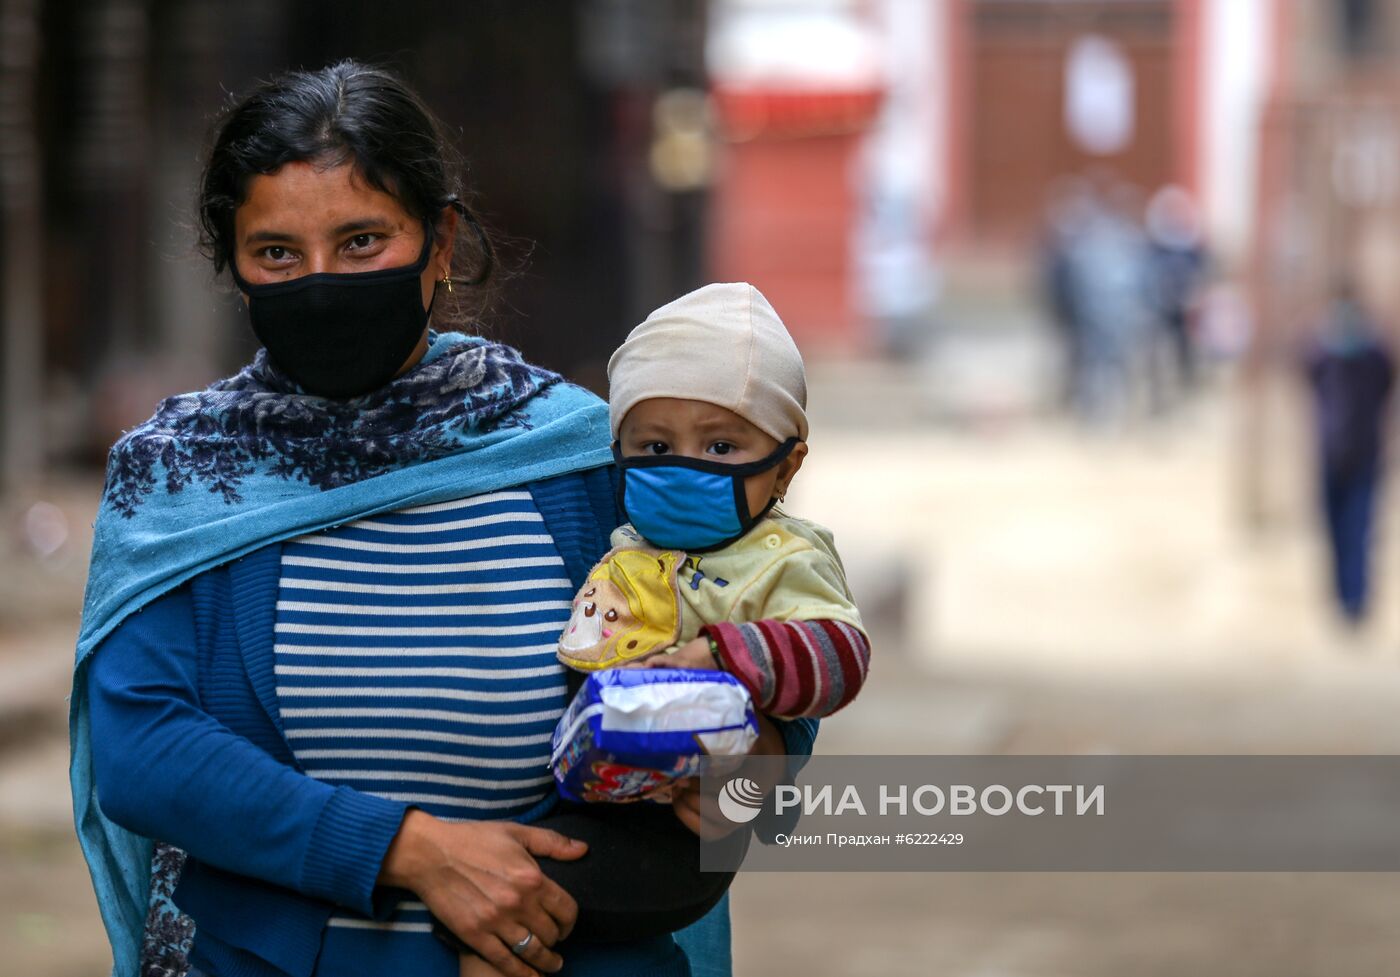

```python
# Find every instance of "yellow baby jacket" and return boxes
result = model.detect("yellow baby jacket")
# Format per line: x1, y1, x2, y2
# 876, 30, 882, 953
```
557, 509, 863, 670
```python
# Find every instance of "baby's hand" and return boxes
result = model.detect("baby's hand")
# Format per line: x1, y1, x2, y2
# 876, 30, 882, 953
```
459, 952, 509, 977
619, 637, 721, 671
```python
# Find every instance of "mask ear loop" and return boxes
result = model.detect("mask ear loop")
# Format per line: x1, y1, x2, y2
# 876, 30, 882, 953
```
728, 441, 797, 540
441, 198, 495, 287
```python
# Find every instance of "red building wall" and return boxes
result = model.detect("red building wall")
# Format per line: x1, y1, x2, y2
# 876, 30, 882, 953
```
707, 89, 881, 352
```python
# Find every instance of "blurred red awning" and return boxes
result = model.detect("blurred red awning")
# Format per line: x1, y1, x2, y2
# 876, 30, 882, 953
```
711, 85, 884, 141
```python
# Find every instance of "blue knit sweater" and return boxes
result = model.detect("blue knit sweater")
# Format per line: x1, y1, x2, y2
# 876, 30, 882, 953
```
86, 468, 816, 977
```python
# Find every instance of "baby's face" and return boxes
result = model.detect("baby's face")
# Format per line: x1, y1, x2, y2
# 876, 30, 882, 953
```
618, 397, 805, 519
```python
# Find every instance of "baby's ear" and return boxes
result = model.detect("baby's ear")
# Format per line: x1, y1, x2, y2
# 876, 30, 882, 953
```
779, 441, 809, 486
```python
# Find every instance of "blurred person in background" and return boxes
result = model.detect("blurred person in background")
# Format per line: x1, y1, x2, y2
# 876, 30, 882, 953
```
69, 60, 813, 977
1059, 177, 1154, 428
1039, 177, 1092, 409
1144, 185, 1209, 404
1304, 280, 1395, 626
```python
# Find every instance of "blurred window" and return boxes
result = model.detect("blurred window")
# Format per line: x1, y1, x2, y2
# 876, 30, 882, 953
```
1065, 35, 1134, 157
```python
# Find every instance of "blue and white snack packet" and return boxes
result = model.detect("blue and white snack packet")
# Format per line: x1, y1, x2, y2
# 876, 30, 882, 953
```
550, 668, 759, 803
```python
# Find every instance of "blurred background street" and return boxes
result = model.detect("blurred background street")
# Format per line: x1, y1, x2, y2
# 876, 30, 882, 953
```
7, 0, 1400, 974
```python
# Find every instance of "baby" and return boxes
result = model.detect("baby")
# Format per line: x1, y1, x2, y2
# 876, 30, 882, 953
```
562, 281, 869, 730
458, 282, 870, 977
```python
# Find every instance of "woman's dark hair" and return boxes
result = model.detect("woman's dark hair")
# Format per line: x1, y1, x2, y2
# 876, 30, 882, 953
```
198, 60, 494, 324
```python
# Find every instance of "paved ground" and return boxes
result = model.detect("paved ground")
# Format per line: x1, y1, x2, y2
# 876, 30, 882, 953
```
730, 653, 1400, 977
725, 360, 1400, 977
7, 356, 1400, 976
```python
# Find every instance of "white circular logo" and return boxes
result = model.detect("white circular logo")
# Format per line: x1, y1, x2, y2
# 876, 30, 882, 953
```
717, 777, 765, 823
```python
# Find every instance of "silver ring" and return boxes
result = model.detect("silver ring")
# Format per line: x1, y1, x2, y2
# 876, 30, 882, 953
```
510, 931, 536, 955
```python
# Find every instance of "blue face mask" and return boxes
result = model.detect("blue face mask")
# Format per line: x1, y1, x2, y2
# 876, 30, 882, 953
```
613, 437, 800, 552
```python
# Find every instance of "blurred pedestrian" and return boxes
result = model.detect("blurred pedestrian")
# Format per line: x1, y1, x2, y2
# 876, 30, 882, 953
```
1145, 185, 1208, 402
1061, 179, 1153, 427
1039, 178, 1091, 408
1304, 281, 1395, 624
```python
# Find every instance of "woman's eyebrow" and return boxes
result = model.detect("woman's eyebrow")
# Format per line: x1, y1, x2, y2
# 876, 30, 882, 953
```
243, 228, 298, 245
331, 217, 395, 235
242, 218, 395, 246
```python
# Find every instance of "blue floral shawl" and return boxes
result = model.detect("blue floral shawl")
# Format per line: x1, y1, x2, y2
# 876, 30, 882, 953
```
70, 331, 613, 977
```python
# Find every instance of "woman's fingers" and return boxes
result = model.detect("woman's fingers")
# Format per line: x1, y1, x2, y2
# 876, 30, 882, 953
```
510, 823, 588, 861
419, 821, 580, 974
536, 874, 579, 942
499, 926, 565, 975
475, 933, 549, 977
524, 873, 578, 940
450, 890, 558, 977
499, 825, 581, 938
492, 868, 563, 949
436, 900, 546, 977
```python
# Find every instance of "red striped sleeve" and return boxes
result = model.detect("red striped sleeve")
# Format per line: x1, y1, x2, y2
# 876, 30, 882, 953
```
701, 619, 870, 719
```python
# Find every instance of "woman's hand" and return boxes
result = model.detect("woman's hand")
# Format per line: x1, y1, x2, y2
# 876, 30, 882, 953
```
380, 809, 587, 977
671, 711, 788, 838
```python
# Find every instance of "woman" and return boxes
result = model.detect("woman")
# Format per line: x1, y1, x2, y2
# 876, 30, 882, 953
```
69, 61, 816, 977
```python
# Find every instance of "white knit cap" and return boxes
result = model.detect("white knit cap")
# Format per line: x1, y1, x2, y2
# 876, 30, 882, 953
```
607, 282, 808, 442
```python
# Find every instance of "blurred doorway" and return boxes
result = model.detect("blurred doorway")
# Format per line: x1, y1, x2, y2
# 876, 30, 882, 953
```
961, 0, 1179, 247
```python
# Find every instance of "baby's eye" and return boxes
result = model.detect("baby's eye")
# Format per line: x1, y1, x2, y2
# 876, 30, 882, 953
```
642, 442, 669, 455
707, 441, 736, 456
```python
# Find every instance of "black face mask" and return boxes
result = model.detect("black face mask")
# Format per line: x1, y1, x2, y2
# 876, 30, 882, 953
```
228, 219, 436, 399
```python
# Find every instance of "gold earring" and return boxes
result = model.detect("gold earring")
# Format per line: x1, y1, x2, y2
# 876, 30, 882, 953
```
439, 276, 453, 293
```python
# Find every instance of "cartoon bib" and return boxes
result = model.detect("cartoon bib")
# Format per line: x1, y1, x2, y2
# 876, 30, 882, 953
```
557, 545, 685, 670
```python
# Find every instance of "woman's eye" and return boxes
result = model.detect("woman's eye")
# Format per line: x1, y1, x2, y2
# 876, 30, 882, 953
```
346, 233, 379, 251
260, 246, 292, 262
708, 442, 736, 456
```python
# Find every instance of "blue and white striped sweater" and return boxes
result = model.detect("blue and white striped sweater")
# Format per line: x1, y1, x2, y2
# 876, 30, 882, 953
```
274, 489, 575, 972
